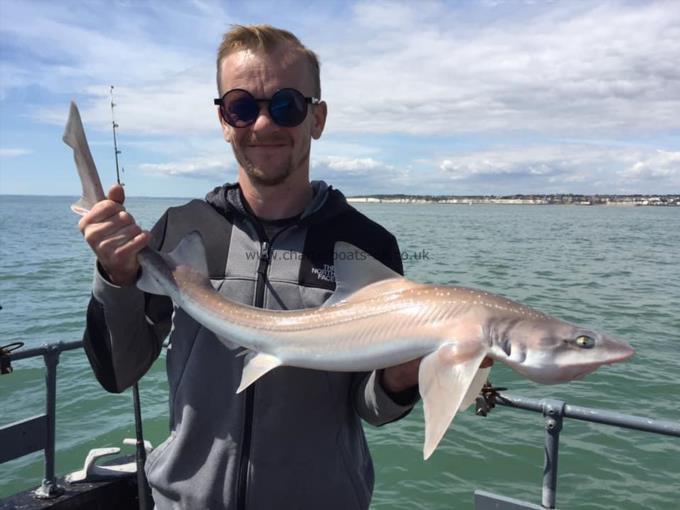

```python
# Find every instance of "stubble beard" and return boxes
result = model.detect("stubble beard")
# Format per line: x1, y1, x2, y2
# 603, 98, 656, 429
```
234, 140, 311, 188
242, 158, 292, 187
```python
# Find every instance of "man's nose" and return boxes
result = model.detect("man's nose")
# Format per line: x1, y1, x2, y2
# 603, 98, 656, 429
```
250, 102, 278, 131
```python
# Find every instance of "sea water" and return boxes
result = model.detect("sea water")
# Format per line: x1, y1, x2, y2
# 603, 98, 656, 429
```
1, 195, 678, 509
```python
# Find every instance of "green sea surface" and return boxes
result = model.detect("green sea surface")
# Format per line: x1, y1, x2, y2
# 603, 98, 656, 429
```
1, 195, 678, 509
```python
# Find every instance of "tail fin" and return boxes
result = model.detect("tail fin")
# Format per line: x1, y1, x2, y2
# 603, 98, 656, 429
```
63, 101, 105, 215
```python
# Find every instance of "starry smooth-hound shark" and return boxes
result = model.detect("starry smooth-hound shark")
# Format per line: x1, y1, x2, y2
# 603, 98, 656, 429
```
64, 102, 634, 459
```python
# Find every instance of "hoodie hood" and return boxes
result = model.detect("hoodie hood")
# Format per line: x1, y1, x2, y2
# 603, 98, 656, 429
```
204, 180, 350, 225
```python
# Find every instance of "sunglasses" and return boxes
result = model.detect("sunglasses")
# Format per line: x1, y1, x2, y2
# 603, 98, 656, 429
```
214, 88, 320, 128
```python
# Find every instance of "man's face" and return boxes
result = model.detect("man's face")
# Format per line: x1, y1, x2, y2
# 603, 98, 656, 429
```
217, 45, 327, 187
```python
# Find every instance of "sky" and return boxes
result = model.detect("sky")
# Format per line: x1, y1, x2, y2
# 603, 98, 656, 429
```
1, 0, 679, 198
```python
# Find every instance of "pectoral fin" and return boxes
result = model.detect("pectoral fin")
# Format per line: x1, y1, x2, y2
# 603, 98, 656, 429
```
460, 366, 491, 411
237, 352, 283, 393
419, 343, 487, 460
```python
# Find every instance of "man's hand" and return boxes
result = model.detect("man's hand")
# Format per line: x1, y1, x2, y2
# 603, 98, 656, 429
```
79, 184, 150, 286
381, 356, 494, 394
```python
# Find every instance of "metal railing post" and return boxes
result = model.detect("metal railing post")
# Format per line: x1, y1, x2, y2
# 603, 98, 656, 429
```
541, 399, 565, 509
34, 343, 65, 498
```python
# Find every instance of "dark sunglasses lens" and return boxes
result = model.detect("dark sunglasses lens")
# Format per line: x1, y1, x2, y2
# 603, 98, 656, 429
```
269, 89, 307, 127
223, 90, 259, 127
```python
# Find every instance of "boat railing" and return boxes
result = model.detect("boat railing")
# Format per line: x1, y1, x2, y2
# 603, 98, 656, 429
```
472, 391, 680, 509
1, 340, 84, 498
2, 342, 679, 508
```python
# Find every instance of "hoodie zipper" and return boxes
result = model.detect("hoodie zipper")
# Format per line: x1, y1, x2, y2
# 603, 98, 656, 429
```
236, 222, 296, 510
236, 237, 269, 510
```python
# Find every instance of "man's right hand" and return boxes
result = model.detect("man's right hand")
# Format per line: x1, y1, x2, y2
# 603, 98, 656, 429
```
79, 184, 151, 286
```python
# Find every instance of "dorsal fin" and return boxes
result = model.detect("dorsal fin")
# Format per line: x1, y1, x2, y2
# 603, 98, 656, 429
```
165, 231, 209, 275
323, 241, 403, 307
137, 232, 209, 295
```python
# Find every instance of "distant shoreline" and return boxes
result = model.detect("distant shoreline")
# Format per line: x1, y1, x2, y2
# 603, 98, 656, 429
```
347, 194, 680, 206
2, 193, 678, 206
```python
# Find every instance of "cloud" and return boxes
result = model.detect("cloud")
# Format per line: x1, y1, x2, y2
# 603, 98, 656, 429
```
1, 0, 678, 196
0, 148, 32, 157
311, 154, 415, 194
138, 155, 232, 180
440, 146, 583, 179
0, 63, 32, 100
1, 0, 225, 135
307, 144, 680, 196
320, 1, 680, 136
315, 156, 386, 174
438, 145, 680, 193
1, 2, 199, 87
620, 150, 680, 181
68, 78, 219, 136
5, 0, 679, 140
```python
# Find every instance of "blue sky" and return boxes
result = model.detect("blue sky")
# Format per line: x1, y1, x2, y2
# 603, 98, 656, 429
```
1, 0, 678, 198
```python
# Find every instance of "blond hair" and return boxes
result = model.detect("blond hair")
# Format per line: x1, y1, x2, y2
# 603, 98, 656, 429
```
216, 24, 321, 97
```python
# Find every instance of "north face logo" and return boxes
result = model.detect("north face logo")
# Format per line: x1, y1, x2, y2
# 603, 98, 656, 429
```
311, 263, 335, 283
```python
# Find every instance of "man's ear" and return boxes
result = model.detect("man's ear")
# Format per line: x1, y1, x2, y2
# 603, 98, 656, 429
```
217, 108, 232, 143
311, 101, 327, 140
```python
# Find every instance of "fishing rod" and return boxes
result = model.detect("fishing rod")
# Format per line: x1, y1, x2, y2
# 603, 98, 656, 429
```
109, 85, 124, 186
110, 85, 150, 510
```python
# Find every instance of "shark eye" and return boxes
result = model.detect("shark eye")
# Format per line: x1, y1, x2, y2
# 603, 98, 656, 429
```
574, 335, 595, 349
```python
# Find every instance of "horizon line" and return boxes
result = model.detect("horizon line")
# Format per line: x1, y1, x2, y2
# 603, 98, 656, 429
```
2, 192, 679, 198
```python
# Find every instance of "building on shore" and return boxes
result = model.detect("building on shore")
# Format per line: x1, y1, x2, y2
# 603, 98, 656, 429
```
346, 194, 679, 206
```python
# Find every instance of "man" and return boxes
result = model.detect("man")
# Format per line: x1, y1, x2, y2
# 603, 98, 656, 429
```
80, 25, 421, 509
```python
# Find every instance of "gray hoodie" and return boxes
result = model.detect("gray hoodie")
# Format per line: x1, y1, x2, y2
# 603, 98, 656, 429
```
83, 181, 417, 509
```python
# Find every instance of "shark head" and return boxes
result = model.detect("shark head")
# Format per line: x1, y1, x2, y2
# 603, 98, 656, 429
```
491, 316, 635, 384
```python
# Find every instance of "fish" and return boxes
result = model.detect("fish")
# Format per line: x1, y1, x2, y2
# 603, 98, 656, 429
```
63, 101, 106, 214
64, 101, 635, 459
